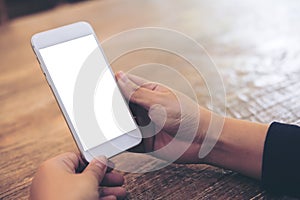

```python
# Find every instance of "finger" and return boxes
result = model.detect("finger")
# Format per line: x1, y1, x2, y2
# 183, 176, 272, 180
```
52, 152, 80, 173
76, 156, 112, 174
100, 172, 124, 186
126, 73, 170, 92
99, 195, 117, 200
116, 71, 158, 109
83, 156, 107, 183
100, 187, 127, 199
126, 73, 148, 86
121, 72, 161, 92
143, 135, 155, 152
126, 73, 158, 90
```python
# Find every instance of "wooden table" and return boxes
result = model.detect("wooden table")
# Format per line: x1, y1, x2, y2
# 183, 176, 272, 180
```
1, 0, 300, 199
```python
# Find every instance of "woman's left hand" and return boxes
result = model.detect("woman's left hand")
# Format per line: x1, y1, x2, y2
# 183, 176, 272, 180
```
30, 152, 126, 200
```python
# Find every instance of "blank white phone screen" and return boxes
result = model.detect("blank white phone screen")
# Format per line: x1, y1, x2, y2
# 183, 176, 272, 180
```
39, 34, 137, 151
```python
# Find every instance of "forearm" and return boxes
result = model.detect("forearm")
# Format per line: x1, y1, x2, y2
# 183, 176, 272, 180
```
202, 115, 269, 180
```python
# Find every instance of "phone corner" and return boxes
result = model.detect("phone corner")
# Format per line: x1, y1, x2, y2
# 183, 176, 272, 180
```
30, 33, 39, 47
77, 21, 93, 29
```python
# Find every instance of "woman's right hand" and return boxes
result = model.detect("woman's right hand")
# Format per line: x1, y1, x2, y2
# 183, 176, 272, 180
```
116, 71, 213, 164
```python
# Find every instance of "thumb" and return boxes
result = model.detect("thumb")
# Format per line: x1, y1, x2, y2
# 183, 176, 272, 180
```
83, 156, 107, 183
116, 71, 157, 110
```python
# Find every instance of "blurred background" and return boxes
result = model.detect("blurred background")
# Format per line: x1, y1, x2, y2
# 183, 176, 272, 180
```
0, 0, 86, 23
1, 0, 300, 199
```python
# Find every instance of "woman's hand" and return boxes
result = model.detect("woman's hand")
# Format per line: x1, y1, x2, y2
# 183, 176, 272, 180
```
116, 71, 269, 179
30, 152, 126, 200
116, 71, 213, 164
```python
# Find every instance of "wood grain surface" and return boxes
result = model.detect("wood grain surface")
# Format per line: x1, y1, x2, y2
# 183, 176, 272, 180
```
1, 0, 300, 199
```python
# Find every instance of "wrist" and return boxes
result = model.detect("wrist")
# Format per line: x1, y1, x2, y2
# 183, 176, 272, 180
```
197, 107, 212, 140
196, 107, 226, 162
198, 109, 226, 164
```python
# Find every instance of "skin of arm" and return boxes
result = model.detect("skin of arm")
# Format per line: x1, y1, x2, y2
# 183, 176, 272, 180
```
202, 114, 269, 179
116, 71, 269, 180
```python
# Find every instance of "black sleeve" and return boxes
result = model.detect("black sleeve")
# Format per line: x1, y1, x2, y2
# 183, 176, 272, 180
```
262, 122, 300, 196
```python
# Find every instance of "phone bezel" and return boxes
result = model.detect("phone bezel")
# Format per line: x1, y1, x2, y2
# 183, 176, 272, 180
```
31, 21, 142, 162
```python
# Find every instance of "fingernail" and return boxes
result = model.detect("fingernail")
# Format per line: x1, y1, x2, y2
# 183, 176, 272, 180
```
94, 156, 107, 167
118, 71, 128, 82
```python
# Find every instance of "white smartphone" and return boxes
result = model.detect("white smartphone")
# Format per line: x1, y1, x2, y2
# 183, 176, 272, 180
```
31, 22, 142, 162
